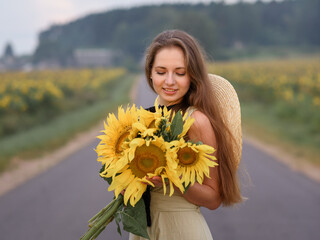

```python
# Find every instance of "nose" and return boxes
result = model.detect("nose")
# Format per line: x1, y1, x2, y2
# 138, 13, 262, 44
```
165, 73, 175, 85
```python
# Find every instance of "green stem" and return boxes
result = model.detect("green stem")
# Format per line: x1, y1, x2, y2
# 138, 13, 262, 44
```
88, 198, 116, 224
91, 216, 114, 240
80, 195, 123, 240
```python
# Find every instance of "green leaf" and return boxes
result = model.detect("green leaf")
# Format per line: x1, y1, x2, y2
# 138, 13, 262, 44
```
119, 198, 150, 239
162, 132, 169, 142
160, 119, 167, 132
114, 212, 122, 236
170, 111, 183, 139
99, 164, 105, 174
183, 182, 191, 193
114, 200, 124, 236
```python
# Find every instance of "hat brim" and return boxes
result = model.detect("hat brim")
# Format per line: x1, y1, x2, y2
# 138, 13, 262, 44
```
208, 74, 242, 165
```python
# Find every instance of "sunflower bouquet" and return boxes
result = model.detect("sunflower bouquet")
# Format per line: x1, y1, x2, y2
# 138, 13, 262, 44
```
80, 100, 218, 240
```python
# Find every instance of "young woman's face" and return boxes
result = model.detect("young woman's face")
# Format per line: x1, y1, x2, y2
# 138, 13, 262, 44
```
151, 46, 190, 106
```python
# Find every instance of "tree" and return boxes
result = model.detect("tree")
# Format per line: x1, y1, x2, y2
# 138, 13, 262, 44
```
3, 42, 14, 58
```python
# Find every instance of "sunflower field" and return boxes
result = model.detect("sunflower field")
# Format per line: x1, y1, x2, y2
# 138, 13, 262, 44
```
0, 68, 126, 138
208, 57, 320, 159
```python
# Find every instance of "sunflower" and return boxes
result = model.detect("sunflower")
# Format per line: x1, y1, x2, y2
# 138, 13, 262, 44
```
96, 105, 139, 177
134, 98, 172, 138
159, 153, 185, 196
108, 136, 181, 206
154, 97, 171, 119
179, 112, 195, 138
132, 119, 157, 138
171, 138, 218, 187
138, 107, 161, 129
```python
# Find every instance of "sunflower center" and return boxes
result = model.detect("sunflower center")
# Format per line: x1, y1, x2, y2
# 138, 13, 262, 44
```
130, 144, 166, 178
115, 130, 130, 154
178, 147, 198, 166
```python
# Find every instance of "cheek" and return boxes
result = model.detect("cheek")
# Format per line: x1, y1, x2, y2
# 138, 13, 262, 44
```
181, 78, 191, 92
152, 78, 162, 92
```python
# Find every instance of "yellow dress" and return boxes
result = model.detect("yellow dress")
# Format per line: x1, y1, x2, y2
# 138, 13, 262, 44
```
129, 188, 213, 240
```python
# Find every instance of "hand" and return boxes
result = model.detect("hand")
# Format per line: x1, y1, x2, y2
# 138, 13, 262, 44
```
146, 176, 166, 188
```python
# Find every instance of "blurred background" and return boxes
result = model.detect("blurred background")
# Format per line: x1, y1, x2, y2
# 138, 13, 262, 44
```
0, 0, 319, 239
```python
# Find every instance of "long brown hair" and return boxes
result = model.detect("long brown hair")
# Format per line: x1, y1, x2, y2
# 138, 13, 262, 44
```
145, 29, 242, 206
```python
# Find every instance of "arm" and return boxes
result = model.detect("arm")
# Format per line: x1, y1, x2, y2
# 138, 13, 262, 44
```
181, 110, 221, 210
148, 110, 221, 210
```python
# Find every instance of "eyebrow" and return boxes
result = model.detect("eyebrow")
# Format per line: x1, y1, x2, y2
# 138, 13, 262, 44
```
154, 66, 186, 70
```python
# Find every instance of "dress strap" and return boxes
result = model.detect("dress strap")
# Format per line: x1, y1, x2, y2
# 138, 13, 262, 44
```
185, 106, 197, 119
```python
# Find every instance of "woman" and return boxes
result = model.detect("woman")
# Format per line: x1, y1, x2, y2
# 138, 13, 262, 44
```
130, 30, 243, 240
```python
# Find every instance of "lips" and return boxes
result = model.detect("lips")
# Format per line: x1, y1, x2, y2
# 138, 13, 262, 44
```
163, 88, 177, 95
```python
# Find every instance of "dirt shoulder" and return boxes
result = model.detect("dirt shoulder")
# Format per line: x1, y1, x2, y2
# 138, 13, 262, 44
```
245, 135, 320, 183
0, 76, 141, 197
0, 122, 104, 197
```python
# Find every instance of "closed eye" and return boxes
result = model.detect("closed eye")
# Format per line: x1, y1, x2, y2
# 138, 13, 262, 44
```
176, 72, 186, 76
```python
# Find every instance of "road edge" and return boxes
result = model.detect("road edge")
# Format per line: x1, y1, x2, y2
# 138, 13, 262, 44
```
244, 135, 320, 183
0, 76, 141, 197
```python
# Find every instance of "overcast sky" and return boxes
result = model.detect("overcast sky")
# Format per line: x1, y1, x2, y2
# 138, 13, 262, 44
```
0, 0, 264, 55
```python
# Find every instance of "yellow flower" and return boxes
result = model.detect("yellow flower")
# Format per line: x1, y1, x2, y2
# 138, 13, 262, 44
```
172, 138, 218, 186
108, 137, 170, 206
177, 111, 195, 138
135, 98, 172, 137
154, 97, 171, 118
108, 165, 149, 207
313, 96, 320, 107
160, 149, 185, 196
138, 107, 161, 129
96, 105, 138, 177
132, 120, 157, 138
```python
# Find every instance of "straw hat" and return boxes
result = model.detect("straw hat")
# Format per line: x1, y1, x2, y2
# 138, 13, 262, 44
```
208, 74, 242, 166
155, 74, 242, 165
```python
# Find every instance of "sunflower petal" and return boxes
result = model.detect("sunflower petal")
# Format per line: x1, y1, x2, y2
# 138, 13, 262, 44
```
161, 175, 167, 195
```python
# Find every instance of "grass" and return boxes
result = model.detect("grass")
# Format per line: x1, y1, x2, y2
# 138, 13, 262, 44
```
241, 102, 320, 166
0, 74, 137, 173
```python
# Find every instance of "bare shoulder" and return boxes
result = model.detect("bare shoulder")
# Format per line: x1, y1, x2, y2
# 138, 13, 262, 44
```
190, 110, 211, 128
188, 110, 217, 147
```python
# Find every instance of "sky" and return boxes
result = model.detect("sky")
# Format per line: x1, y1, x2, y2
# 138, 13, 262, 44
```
0, 0, 263, 56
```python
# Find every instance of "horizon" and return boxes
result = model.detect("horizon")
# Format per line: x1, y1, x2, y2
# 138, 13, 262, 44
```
0, 0, 275, 56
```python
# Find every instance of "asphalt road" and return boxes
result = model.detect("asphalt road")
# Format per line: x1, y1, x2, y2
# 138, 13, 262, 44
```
0, 77, 319, 240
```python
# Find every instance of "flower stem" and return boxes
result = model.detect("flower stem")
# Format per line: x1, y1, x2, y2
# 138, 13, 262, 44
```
88, 198, 116, 224
80, 195, 123, 240
91, 216, 114, 240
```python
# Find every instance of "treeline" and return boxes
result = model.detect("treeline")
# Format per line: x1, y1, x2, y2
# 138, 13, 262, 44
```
33, 0, 320, 65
